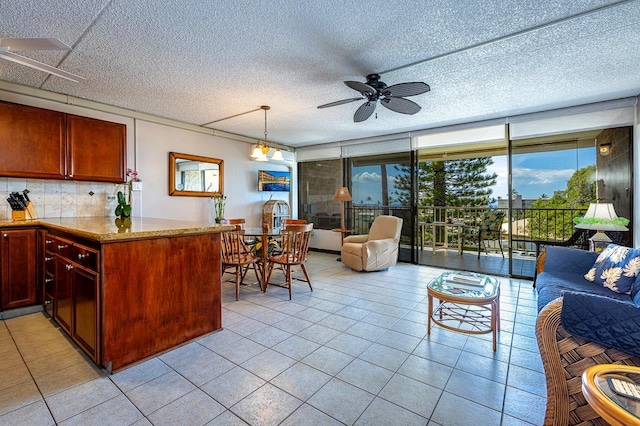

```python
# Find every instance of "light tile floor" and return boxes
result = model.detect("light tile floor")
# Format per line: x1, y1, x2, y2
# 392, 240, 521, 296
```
0, 251, 546, 425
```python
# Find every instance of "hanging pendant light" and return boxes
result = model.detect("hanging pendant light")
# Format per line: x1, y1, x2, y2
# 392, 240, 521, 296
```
252, 106, 270, 161
271, 148, 284, 161
248, 105, 287, 162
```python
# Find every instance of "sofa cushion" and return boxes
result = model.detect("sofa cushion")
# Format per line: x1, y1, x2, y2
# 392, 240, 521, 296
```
561, 291, 640, 358
584, 244, 640, 294
535, 270, 630, 311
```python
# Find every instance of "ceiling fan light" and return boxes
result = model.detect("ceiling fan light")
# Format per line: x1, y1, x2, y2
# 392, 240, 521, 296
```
271, 149, 284, 161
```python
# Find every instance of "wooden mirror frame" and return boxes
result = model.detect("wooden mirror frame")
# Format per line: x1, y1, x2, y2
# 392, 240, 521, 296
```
169, 152, 224, 197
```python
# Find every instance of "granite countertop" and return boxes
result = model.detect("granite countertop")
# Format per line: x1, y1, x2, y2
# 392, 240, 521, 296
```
0, 217, 233, 242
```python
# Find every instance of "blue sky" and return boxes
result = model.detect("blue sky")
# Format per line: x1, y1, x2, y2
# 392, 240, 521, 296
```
351, 147, 596, 204
491, 147, 595, 200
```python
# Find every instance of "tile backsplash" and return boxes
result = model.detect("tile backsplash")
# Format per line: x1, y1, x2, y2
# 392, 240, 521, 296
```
1, 177, 126, 221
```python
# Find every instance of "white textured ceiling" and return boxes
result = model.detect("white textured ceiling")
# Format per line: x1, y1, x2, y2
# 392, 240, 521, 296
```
1, 0, 639, 148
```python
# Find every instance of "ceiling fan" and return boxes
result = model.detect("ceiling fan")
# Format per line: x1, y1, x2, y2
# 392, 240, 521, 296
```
318, 73, 430, 122
0, 38, 84, 82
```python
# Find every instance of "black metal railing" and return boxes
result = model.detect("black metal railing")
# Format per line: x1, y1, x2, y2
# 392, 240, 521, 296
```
342, 204, 587, 255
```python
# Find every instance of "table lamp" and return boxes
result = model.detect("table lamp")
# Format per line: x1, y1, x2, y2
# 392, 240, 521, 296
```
574, 203, 629, 252
332, 187, 352, 231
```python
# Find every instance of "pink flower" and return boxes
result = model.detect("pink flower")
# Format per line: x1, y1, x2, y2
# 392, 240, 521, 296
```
126, 168, 140, 182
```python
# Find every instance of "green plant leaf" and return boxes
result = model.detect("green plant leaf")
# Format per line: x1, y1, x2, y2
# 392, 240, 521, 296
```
123, 204, 132, 216
115, 204, 122, 215
117, 191, 126, 204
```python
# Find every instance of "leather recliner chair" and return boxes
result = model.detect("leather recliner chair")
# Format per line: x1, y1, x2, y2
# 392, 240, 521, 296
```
341, 215, 403, 272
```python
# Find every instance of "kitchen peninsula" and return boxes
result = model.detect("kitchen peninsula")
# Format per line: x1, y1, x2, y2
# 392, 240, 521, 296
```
0, 217, 231, 372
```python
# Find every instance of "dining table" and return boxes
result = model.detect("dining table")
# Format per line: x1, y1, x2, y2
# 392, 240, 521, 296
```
243, 227, 284, 291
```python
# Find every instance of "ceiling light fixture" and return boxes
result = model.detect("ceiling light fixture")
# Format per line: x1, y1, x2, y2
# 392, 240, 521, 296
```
250, 105, 284, 162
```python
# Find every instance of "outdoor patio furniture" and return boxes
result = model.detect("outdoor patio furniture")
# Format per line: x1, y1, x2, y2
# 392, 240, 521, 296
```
478, 209, 506, 258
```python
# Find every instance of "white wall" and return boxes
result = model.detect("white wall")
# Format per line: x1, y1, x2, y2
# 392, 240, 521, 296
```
134, 120, 290, 225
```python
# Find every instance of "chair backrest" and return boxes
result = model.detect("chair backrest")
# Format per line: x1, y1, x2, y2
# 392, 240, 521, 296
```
221, 229, 248, 263
367, 215, 403, 242
220, 218, 246, 229
479, 210, 505, 237
282, 218, 307, 228
278, 223, 313, 263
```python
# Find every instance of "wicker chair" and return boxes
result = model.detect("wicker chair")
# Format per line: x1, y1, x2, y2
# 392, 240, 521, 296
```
535, 297, 640, 425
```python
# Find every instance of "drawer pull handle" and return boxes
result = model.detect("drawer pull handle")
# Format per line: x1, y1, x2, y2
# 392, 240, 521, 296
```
57, 244, 68, 250
45, 256, 53, 262
2, 234, 7, 238
46, 239, 53, 244
77, 253, 87, 259
66, 264, 74, 270
45, 278, 54, 283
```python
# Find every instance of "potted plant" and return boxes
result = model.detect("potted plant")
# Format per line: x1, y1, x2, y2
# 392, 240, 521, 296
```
213, 195, 226, 223
115, 190, 131, 218
114, 168, 139, 219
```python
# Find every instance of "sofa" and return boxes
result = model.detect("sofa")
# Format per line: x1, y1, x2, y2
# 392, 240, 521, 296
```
535, 245, 640, 425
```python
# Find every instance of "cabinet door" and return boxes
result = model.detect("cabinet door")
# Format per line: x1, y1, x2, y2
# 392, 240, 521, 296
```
72, 267, 99, 361
67, 115, 126, 183
1, 229, 37, 310
0, 101, 66, 179
53, 256, 72, 333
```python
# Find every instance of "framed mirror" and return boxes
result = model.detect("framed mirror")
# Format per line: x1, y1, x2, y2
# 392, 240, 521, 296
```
169, 152, 224, 197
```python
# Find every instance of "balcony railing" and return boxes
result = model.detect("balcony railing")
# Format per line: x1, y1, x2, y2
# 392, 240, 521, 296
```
344, 204, 587, 254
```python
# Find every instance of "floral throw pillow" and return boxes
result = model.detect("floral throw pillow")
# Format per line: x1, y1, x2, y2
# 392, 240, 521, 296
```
584, 244, 640, 294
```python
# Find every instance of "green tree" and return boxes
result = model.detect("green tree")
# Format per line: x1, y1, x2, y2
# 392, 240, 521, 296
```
393, 157, 497, 222
527, 164, 595, 239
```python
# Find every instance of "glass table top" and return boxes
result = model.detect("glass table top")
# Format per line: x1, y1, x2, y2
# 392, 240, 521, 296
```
428, 271, 499, 299
595, 370, 640, 419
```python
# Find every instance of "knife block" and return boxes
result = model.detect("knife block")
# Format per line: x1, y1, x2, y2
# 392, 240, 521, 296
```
12, 201, 37, 221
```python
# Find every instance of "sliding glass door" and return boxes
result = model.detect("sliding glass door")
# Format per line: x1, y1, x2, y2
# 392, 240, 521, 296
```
347, 152, 414, 263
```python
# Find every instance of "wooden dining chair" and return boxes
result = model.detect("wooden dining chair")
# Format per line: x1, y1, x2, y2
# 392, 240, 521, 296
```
281, 218, 307, 228
221, 227, 261, 300
221, 218, 256, 251
220, 218, 246, 229
265, 223, 313, 300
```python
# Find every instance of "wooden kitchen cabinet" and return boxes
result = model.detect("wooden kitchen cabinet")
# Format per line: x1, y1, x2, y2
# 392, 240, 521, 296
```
48, 232, 100, 362
0, 101, 66, 179
1, 229, 38, 310
0, 100, 126, 183
67, 115, 126, 182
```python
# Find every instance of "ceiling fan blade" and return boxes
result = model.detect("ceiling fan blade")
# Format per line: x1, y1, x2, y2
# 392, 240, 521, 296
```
317, 97, 363, 109
381, 82, 430, 98
354, 101, 376, 122
344, 80, 376, 96
0, 51, 84, 82
380, 96, 421, 115
0, 38, 71, 51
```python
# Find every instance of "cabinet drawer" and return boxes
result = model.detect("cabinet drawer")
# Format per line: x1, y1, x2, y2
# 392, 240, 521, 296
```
49, 236, 74, 257
70, 244, 99, 272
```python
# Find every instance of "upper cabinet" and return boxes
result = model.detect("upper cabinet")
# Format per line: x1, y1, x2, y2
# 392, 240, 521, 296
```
0, 101, 66, 179
0, 101, 126, 183
67, 115, 126, 182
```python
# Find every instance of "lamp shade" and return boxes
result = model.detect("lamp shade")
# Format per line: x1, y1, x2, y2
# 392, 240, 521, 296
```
332, 187, 352, 202
251, 145, 263, 159
574, 203, 628, 231
271, 149, 284, 161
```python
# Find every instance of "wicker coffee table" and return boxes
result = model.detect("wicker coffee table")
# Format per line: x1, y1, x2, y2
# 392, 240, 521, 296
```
427, 271, 500, 351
